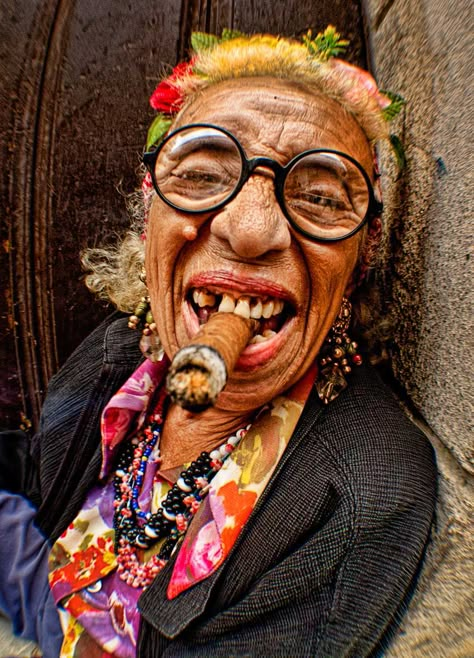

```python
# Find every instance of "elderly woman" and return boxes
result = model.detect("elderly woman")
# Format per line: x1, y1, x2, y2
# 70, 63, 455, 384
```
0, 28, 436, 658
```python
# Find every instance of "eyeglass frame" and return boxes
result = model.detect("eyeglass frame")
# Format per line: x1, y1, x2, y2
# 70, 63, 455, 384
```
143, 123, 383, 243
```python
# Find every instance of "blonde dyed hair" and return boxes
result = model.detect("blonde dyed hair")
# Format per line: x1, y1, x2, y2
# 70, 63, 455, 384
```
176, 35, 388, 143
83, 34, 388, 330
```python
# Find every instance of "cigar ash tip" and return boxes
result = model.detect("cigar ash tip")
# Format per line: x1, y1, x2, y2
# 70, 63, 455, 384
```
166, 344, 227, 411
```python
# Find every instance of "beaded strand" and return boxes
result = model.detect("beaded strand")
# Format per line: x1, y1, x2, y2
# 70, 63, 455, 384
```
113, 417, 249, 588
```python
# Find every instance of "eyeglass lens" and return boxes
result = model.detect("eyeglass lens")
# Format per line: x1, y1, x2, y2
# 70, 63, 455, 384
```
153, 126, 370, 240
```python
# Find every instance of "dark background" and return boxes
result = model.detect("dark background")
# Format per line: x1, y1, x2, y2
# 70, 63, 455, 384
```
0, 0, 366, 430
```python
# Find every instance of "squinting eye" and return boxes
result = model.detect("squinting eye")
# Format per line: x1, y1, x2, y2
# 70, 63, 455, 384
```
295, 193, 343, 210
176, 170, 223, 184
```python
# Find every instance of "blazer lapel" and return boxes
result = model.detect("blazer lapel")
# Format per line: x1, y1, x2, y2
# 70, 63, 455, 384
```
138, 387, 325, 638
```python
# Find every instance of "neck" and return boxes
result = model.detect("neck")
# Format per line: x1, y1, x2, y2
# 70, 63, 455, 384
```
160, 402, 254, 470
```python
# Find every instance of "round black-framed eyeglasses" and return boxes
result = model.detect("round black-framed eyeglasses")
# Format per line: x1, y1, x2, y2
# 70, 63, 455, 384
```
143, 123, 383, 242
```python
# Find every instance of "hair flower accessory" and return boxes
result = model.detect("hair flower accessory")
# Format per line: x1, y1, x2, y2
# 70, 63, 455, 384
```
329, 59, 392, 111
302, 25, 349, 61
145, 26, 406, 166
302, 27, 406, 169
302, 27, 405, 123
147, 59, 196, 149
149, 60, 195, 113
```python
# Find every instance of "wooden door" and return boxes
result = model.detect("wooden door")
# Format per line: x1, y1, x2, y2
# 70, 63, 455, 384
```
0, 0, 366, 430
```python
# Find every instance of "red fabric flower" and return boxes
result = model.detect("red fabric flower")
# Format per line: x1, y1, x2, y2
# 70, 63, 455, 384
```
149, 59, 195, 114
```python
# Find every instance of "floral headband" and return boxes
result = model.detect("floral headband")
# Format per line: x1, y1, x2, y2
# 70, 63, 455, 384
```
146, 26, 405, 163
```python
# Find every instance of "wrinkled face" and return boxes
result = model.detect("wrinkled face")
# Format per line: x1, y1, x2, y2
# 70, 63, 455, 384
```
146, 77, 374, 412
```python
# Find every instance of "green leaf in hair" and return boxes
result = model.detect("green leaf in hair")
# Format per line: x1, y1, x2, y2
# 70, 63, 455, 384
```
221, 28, 245, 41
146, 114, 173, 150
303, 25, 350, 61
381, 91, 406, 121
191, 32, 220, 53
389, 134, 406, 173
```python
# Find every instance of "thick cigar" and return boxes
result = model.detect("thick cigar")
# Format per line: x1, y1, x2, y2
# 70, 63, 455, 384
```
166, 313, 257, 411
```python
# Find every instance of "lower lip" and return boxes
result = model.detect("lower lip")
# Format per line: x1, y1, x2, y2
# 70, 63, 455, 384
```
182, 302, 293, 369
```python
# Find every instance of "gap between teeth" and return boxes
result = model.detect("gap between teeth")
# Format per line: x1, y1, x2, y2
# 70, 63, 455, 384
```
192, 289, 283, 319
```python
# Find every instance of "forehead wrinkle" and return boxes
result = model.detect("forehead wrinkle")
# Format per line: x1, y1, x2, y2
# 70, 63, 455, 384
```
177, 80, 373, 171
225, 102, 354, 159
240, 111, 330, 161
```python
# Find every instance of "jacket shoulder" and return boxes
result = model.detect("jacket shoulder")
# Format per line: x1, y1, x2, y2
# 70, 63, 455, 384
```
313, 364, 437, 518
32, 313, 142, 537
39, 313, 140, 432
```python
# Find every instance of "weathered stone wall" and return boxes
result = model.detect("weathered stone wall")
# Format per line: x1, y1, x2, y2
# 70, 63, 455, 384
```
363, 0, 473, 654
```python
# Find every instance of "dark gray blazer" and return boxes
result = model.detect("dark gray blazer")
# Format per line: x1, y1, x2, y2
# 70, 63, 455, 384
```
30, 314, 436, 657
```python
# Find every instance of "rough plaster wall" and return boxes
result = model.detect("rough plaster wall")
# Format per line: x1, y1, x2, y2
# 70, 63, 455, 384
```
364, 0, 473, 655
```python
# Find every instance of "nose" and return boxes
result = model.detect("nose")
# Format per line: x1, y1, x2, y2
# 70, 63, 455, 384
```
209, 175, 291, 258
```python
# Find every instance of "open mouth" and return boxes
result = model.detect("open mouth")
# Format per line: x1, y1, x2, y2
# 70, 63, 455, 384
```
188, 286, 295, 344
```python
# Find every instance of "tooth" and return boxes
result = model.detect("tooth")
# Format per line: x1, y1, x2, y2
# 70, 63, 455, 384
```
197, 291, 206, 307
250, 299, 263, 319
250, 334, 266, 344
262, 300, 274, 319
218, 293, 235, 313
202, 292, 216, 306
192, 289, 200, 304
262, 330, 276, 339
197, 291, 215, 307
272, 300, 283, 315
234, 296, 250, 319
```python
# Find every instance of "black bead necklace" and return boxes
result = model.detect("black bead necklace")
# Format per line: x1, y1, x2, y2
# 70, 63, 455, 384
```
112, 407, 248, 588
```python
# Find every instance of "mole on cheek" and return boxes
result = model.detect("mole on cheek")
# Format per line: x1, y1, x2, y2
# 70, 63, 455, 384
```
182, 225, 198, 241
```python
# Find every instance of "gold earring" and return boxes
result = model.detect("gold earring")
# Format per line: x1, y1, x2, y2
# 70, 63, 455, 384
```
128, 272, 163, 362
315, 298, 362, 404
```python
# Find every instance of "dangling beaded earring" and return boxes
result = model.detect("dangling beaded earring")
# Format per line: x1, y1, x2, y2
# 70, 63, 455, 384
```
315, 297, 362, 404
128, 269, 164, 362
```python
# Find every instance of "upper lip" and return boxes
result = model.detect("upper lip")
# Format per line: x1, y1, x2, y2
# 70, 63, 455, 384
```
187, 270, 297, 306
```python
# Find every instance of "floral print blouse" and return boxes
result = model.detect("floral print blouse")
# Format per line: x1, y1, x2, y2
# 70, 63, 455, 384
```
48, 355, 316, 657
